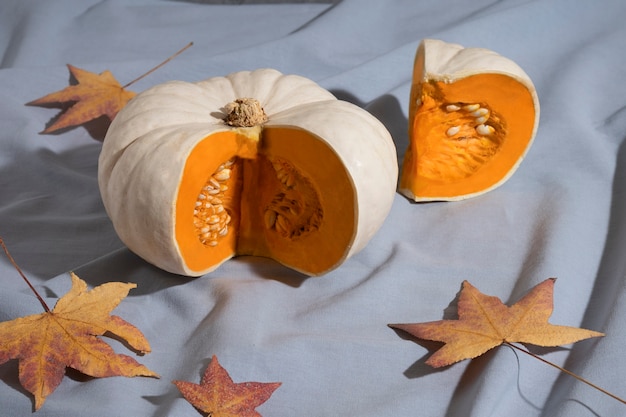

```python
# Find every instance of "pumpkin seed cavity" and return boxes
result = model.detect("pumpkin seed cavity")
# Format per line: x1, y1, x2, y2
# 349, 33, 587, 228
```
194, 156, 323, 247
264, 157, 323, 239
193, 160, 234, 247
416, 89, 505, 182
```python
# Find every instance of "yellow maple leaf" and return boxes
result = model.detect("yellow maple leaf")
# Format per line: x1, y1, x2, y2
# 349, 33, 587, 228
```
0, 272, 158, 410
389, 278, 604, 368
27, 64, 136, 134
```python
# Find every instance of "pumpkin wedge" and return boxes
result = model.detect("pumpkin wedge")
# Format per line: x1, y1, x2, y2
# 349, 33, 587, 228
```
399, 39, 540, 201
98, 69, 397, 277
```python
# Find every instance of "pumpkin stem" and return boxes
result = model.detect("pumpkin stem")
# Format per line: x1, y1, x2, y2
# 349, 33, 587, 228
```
224, 98, 268, 127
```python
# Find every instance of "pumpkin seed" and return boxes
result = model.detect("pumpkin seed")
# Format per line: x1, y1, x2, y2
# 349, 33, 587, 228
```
446, 126, 460, 137
470, 108, 489, 117
475, 124, 495, 135
213, 168, 231, 181
264, 209, 277, 229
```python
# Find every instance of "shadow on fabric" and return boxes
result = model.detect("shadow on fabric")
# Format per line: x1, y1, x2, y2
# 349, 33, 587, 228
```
0, 143, 120, 279
330, 90, 408, 173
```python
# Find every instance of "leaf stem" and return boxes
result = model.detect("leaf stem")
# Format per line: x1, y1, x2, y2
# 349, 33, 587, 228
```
123, 42, 194, 89
0, 236, 50, 312
504, 342, 625, 405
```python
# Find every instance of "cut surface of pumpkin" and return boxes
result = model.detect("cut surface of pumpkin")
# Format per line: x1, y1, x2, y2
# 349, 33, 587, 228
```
175, 126, 355, 275
98, 69, 397, 277
399, 39, 540, 201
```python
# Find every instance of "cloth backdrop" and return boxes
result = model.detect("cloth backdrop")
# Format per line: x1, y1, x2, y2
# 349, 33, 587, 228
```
1, 0, 625, 416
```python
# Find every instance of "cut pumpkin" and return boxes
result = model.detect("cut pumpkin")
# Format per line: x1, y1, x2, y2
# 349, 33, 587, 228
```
98, 69, 397, 277
399, 39, 540, 201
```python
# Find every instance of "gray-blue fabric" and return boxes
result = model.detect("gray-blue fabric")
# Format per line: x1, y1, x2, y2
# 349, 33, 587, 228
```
1, 1, 625, 416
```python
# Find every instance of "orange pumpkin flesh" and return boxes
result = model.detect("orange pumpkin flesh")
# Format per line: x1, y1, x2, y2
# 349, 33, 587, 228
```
400, 41, 538, 201
175, 126, 355, 275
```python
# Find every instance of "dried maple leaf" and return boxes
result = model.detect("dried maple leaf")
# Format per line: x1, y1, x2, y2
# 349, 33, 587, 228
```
0, 272, 158, 410
389, 278, 604, 368
173, 355, 281, 417
27, 64, 136, 134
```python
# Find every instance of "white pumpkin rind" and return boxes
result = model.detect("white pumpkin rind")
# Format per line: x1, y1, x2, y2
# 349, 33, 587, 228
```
401, 39, 540, 202
98, 68, 398, 276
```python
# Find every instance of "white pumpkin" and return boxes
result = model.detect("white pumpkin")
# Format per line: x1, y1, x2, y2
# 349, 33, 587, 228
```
98, 68, 398, 277
400, 39, 540, 201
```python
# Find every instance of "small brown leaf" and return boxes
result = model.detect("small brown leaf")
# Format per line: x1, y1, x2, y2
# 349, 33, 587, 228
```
27, 64, 136, 134
389, 278, 604, 368
173, 355, 281, 417
0, 272, 158, 410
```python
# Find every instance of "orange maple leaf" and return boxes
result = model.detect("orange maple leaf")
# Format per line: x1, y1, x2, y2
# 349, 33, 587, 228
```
0, 272, 158, 410
173, 355, 281, 417
27, 64, 136, 134
389, 278, 604, 368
